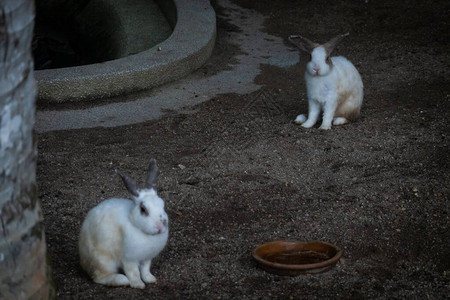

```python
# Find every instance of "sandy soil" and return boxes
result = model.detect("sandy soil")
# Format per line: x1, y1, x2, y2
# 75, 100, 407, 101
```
37, 0, 449, 299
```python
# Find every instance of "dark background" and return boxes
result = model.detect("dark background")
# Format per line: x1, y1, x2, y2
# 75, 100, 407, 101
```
37, 0, 449, 298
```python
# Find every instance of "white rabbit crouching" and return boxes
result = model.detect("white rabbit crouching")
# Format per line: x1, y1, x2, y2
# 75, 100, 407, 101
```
79, 159, 168, 289
290, 33, 363, 130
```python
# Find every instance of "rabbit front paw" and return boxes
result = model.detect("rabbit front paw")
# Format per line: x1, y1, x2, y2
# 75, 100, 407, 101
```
294, 114, 307, 124
124, 262, 146, 289
130, 279, 146, 289
142, 272, 157, 284
301, 121, 315, 128
319, 123, 332, 130
140, 260, 157, 284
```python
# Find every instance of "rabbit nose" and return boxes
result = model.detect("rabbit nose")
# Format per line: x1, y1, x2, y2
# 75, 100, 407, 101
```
313, 65, 320, 74
156, 221, 164, 232
156, 219, 167, 231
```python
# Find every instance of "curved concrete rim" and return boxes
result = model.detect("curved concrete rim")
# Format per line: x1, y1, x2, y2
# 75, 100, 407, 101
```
35, 0, 216, 103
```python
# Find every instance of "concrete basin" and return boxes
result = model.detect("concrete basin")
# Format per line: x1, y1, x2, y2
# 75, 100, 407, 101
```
35, 0, 216, 103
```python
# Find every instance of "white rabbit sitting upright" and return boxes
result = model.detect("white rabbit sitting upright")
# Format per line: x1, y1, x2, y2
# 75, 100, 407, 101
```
289, 33, 363, 130
79, 159, 169, 288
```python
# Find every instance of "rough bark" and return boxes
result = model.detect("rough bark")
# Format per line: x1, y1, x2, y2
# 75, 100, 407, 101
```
0, 0, 51, 299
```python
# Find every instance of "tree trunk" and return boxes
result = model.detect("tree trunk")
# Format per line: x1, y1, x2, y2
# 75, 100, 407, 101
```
0, 0, 51, 299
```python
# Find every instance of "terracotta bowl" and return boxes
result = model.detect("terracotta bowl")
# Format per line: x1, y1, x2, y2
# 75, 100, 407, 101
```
252, 241, 343, 275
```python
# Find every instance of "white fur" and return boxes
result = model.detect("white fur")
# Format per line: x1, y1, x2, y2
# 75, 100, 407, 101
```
79, 189, 168, 288
294, 114, 307, 124
296, 45, 363, 130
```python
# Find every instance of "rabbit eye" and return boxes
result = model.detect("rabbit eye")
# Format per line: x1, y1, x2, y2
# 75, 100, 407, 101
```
140, 202, 149, 216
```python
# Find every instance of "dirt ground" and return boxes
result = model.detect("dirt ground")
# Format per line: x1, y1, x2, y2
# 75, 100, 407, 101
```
37, 0, 449, 299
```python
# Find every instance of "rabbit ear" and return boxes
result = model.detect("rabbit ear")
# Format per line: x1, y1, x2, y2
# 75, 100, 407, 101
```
323, 32, 350, 56
288, 35, 319, 53
145, 158, 158, 191
116, 170, 140, 197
